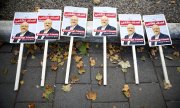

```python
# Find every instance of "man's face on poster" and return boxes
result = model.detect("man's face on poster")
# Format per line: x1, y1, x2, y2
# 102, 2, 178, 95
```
127, 24, 135, 36
44, 19, 52, 30
101, 16, 109, 27
152, 24, 160, 36
20, 22, 29, 33
70, 16, 78, 27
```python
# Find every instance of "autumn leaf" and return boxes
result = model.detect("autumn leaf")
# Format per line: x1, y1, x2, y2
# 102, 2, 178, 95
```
173, 51, 180, 58
92, 0, 101, 5
176, 67, 180, 73
70, 75, 80, 83
58, 61, 64, 66
42, 85, 54, 100
90, 57, 96, 67
62, 84, 72, 92
96, 72, 103, 81
86, 91, 97, 101
74, 55, 82, 63
121, 68, 128, 73
122, 84, 130, 98
76, 61, 84, 69
79, 67, 86, 74
20, 80, 24, 85
28, 103, 35, 108
31, 55, 36, 59
163, 81, 172, 90
51, 63, 58, 71
10, 56, 17, 64
118, 61, 131, 69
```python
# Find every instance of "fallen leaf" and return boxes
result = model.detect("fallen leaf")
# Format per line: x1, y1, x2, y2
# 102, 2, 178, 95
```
76, 61, 84, 69
10, 56, 17, 64
121, 68, 127, 73
118, 61, 131, 69
177, 67, 180, 73
74, 55, 82, 63
86, 91, 97, 100
140, 56, 146, 61
165, 55, 173, 60
98, 79, 103, 85
79, 67, 86, 74
92, 0, 101, 5
21, 69, 27, 75
163, 81, 172, 90
78, 43, 88, 55
122, 84, 130, 98
58, 61, 64, 66
173, 51, 179, 58
70, 75, 80, 83
28, 103, 35, 108
96, 72, 103, 81
51, 63, 58, 71
90, 57, 96, 66
62, 84, 72, 92
42, 85, 54, 100
20, 80, 24, 85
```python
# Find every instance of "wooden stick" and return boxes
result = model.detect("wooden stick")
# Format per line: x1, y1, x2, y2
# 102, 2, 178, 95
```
14, 43, 24, 91
65, 37, 74, 84
132, 45, 139, 84
103, 36, 107, 85
40, 40, 48, 86
158, 46, 170, 84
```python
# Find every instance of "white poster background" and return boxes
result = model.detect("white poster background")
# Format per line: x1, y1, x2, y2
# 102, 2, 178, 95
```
93, 7, 117, 36
119, 14, 145, 46
10, 12, 37, 43
36, 9, 62, 40
143, 14, 172, 47
61, 6, 88, 37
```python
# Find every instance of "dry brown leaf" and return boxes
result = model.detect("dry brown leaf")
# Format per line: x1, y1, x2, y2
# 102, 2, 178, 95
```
98, 79, 103, 85
86, 91, 97, 100
90, 57, 96, 66
51, 63, 58, 71
79, 67, 86, 74
122, 84, 130, 98
86, 42, 90, 49
118, 61, 131, 69
76, 61, 84, 69
173, 51, 179, 57
28, 103, 35, 108
42, 85, 54, 100
62, 84, 72, 92
74, 55, 82, 63
70, 75, 80, 83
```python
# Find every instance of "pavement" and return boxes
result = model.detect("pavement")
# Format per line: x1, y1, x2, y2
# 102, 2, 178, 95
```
0, 42, 180, 108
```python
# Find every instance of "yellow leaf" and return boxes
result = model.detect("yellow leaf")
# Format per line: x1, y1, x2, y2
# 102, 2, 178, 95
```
62, 84, 72, 92
76, 61, 84, 69
74, 55, 82, 63
79, 67, 86, 74
20, 80, 24, 85
96, 72, 103, 81
70, 75, 80, 83
86, 91, 97, 101
90, 57, 96, 67
118, 61, 131, 69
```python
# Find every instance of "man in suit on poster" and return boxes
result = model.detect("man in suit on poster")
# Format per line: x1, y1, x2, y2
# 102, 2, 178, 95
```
151, 24, 171, 46
13, 22, 35, 43
123, 24, 144, 45
95, 16, 116, 36
38, 19, 59, 39
63, 15, 85, 36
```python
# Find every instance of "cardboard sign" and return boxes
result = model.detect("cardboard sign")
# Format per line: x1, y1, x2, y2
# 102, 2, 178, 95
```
143, 14, 172, 47
93, 7, 117, 36
119, 14, 145, 46
36, 9, 62, 40
10, 12, 37, 43
61, 6, 88, 37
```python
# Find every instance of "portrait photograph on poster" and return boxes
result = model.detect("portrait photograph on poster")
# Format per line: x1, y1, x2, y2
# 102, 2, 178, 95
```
119, 14, 145, 46
36, 9, 62, 40
93, 7, 117, 36
143, 14, 172, 47
61, 6, 88, 37
10, 12, 37, 43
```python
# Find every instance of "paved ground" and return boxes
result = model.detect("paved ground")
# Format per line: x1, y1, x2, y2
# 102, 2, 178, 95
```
0, 43, 180, 108
0, 0, 180, 22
